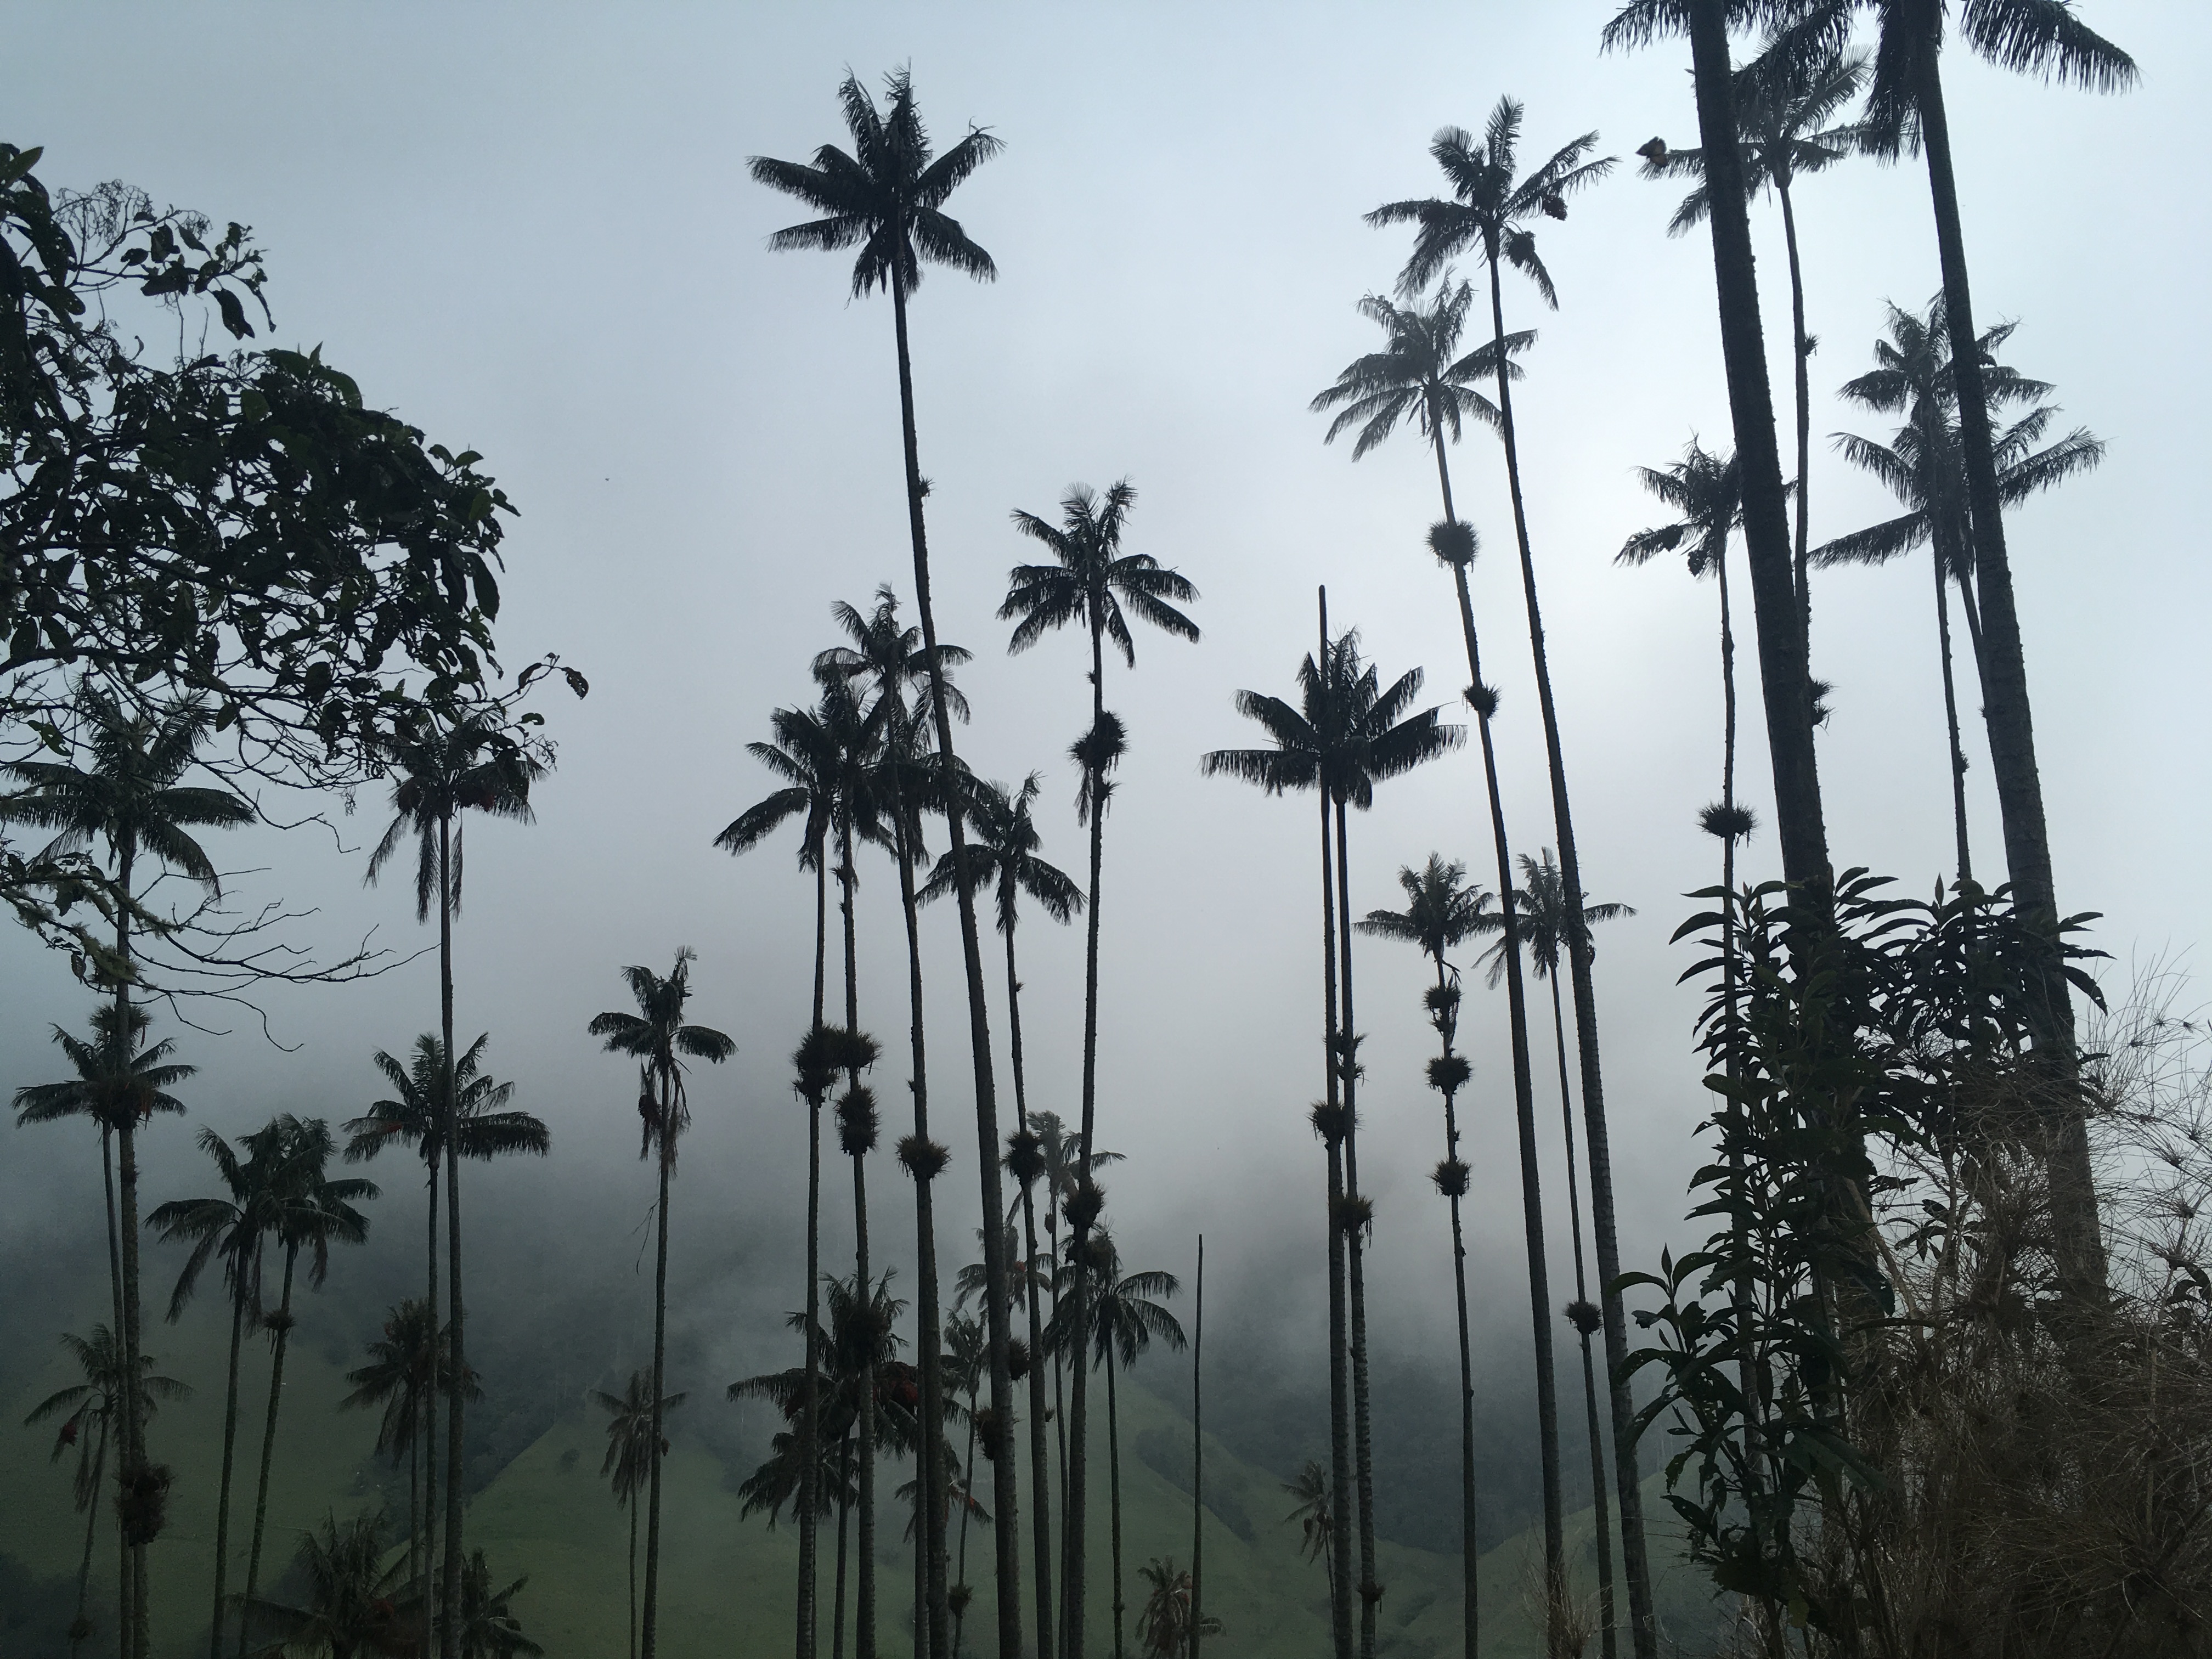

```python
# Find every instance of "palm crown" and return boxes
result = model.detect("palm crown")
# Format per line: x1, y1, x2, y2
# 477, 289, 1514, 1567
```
343, 1033, 551, 1174
749, 68, 1002, 300
262, 1114, 379, 1287
338, 1298, 475, 1464
1356, 855, 1495, 973
24, 1325, 190, 1505
148, 1119, 289, 1323
716, 682, 890, 877
594, 1369, 687, 1510
365, 713, 540, 922
1617, 439, 1742, 577
1366, 97, 1616, 303
589, 949, 737, 1164
919, 773, 1082, 939
1640, 38, 1869, 234
1048, 1232, 1186, 1372
14, 1000, 193, 1136
1479, 850, 1634, 986
1310, 280, 1528, 458
1001, 481, 1200, 668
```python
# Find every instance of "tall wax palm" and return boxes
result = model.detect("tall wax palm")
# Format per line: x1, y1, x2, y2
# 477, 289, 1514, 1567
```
752, 74, 1027, 1658
1355, 855, 1493, 1659
1482, 852, 1636, 1659
1049, 1232, 1185, 1659
148, 1121, 286, 1659
1282, 1462, 1338, 1630
442, 1550, 544, 1659
588, 950, 735, 1659
722, 681, 884, 1644
594, 1371, 686, 1659
1369, 103, 1665, 1655
14, 1000, 193, 1659
1205, 628, 1463, 1659
338, 1300, 459, 1607
1000, 476, 1198, 1659
924, 771, 1083, 1659
24, 1327, 189, 1659
1313, 272, 1557, 1659
1816, 299, 2101, 883
366, 710, 540, 1655
234, 1510, 415, 1659
1843, 2, 2132, 1300
2, 685, 250, 1659
819, 586, 973, 1656
1641, 39, 1869, 628
237, 1116, 377, 1659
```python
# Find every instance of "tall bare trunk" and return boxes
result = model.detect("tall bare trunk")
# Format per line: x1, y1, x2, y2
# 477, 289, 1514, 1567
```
1431, 983, 1481, 1659
629, 1492, 639, 1659
1107, 1342, 1126, 1659
1007, 928, 1057, 1659
113, 840, 148, 1659
439, 811, 465, 1659
802, 855, 828, 1659
1332, 798, 1384, 1659
1317, 599, 1356, 1659
1933, 544, 1973, 884
101, 1126, 128, 1659
207, 1279, 247, 1659
1189, 1236, 1205, 1659
75, 1420, 108, 1659
1778, 176, 1814, 640
422, 1153, 439, 1659
640, 1128, 672, 1659
853, 1158, 877, 1659
238, 1247, 297, 1659
888, 267, 1021, 1659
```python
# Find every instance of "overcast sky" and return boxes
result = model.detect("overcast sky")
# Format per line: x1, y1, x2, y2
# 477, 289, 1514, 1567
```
4, 3, 2204, 1391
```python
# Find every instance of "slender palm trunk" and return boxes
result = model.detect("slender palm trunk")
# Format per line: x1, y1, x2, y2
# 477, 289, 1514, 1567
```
113, 840, 148, 1659
439, 812, 465, 1659
1106, 1342, 1125, 1659
1434, 1042, 1480, 1659
892, 801, 951, 1659
853, 1159, 877, 1659
1331, 798, 1384, 1659
955, 1387, 978, 1659
834, 1469, 852, 1659
640, 1127, 673, 1659
1431, 433, 1559, 1651
1549, 975, 1617, 1659
1777, 175, 1814, 640
888, 270, 1021, 1659
207, 1281, 247, 1659
75, 1420, 108, 1659
629, 1496, 639, 1659
238, 1246, 297, 1659
1188, 1237, 1205, 1659
1006, 926, 1057, 1659
100, 1125, 128, 1659
1065, 615, 1110, 1659
1933, 546, 1973, 884
408, 1419, 420, 1616
422, 1156, 441, 1659
1317, 601, 1356, 1659
802, 853, 829, 1659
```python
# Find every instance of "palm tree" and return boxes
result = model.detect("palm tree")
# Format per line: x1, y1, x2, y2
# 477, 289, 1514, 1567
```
939, 1312, 989, 1659
1369, 103, 1666, 1655
365, 710, 540, 1654
233, 1510, 414, 1659
724, 682, 884, 1645
149, 1122, 286, 1659
1204, 626, 1462, 1659
24, 1327, 189, 1659
1000, 476, 1198, 1657
1134, 1559, 1221, 1659
14, 1000, 194, 1659
592, 1370, 685, 1659
2, 685, 250, 1659
1282, 1462, 1337, 1630
1847, 3, 2133, 1301
752, 76, 1025, 1658
1048, 1232, 1186, 1659
923, 772, 1082, 1659
1313, 274, 1555, 1659
589, 950, 734, 1659
237, 1117, 377, 1659
338, 1301, 472, 1612
1356, 855, 1493, 1658
1640, 38, 1869, 628
819, 586, 974, 1650
441, 1550, 543, 1659
1816, 300, 2102, 883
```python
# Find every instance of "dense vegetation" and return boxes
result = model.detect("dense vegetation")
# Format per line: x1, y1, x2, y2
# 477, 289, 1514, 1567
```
5, 5, 2198, 1659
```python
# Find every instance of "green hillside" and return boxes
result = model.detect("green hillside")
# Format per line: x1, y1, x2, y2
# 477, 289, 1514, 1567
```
3, 1305, 1725, 1659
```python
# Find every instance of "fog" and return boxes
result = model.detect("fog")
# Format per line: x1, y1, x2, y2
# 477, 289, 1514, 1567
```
3, 0, 2205, 1538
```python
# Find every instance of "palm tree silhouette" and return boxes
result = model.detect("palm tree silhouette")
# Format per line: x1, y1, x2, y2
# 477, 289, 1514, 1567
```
1816, 298, 2101, 884
1048, 1231, 1185, 1659
752, 75, 1023, 1659
236, 1116, 377, 1658
2, 685, 249, 1659
338, 1300, 467, 1611
1356, 854, 1494, 1657
1369, 100, 1658, 1652
588, 950, 734, 1659
938, 1311, 989, 1659
592, 1371, 685, 1659
442, 1548, 543, 1659
924, 770, 1082, 1657
1313, 270, 1556, 1659
1281, 1460, 1338, 1632
365, 709, 540, 1652
1640, 38, 1869, 628
233, 1510, 414, 1659
1134, 1558, 1221, 1659
1205, 625, 1461, 1659
23, 1327, 189, 1659
148, 1122, 281, 1659
1000, 475, 1198, 1659
819, 585, 974, 1643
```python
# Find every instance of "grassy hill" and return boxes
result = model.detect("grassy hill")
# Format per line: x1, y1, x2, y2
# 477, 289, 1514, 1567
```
2, 1296, 1725, 1659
